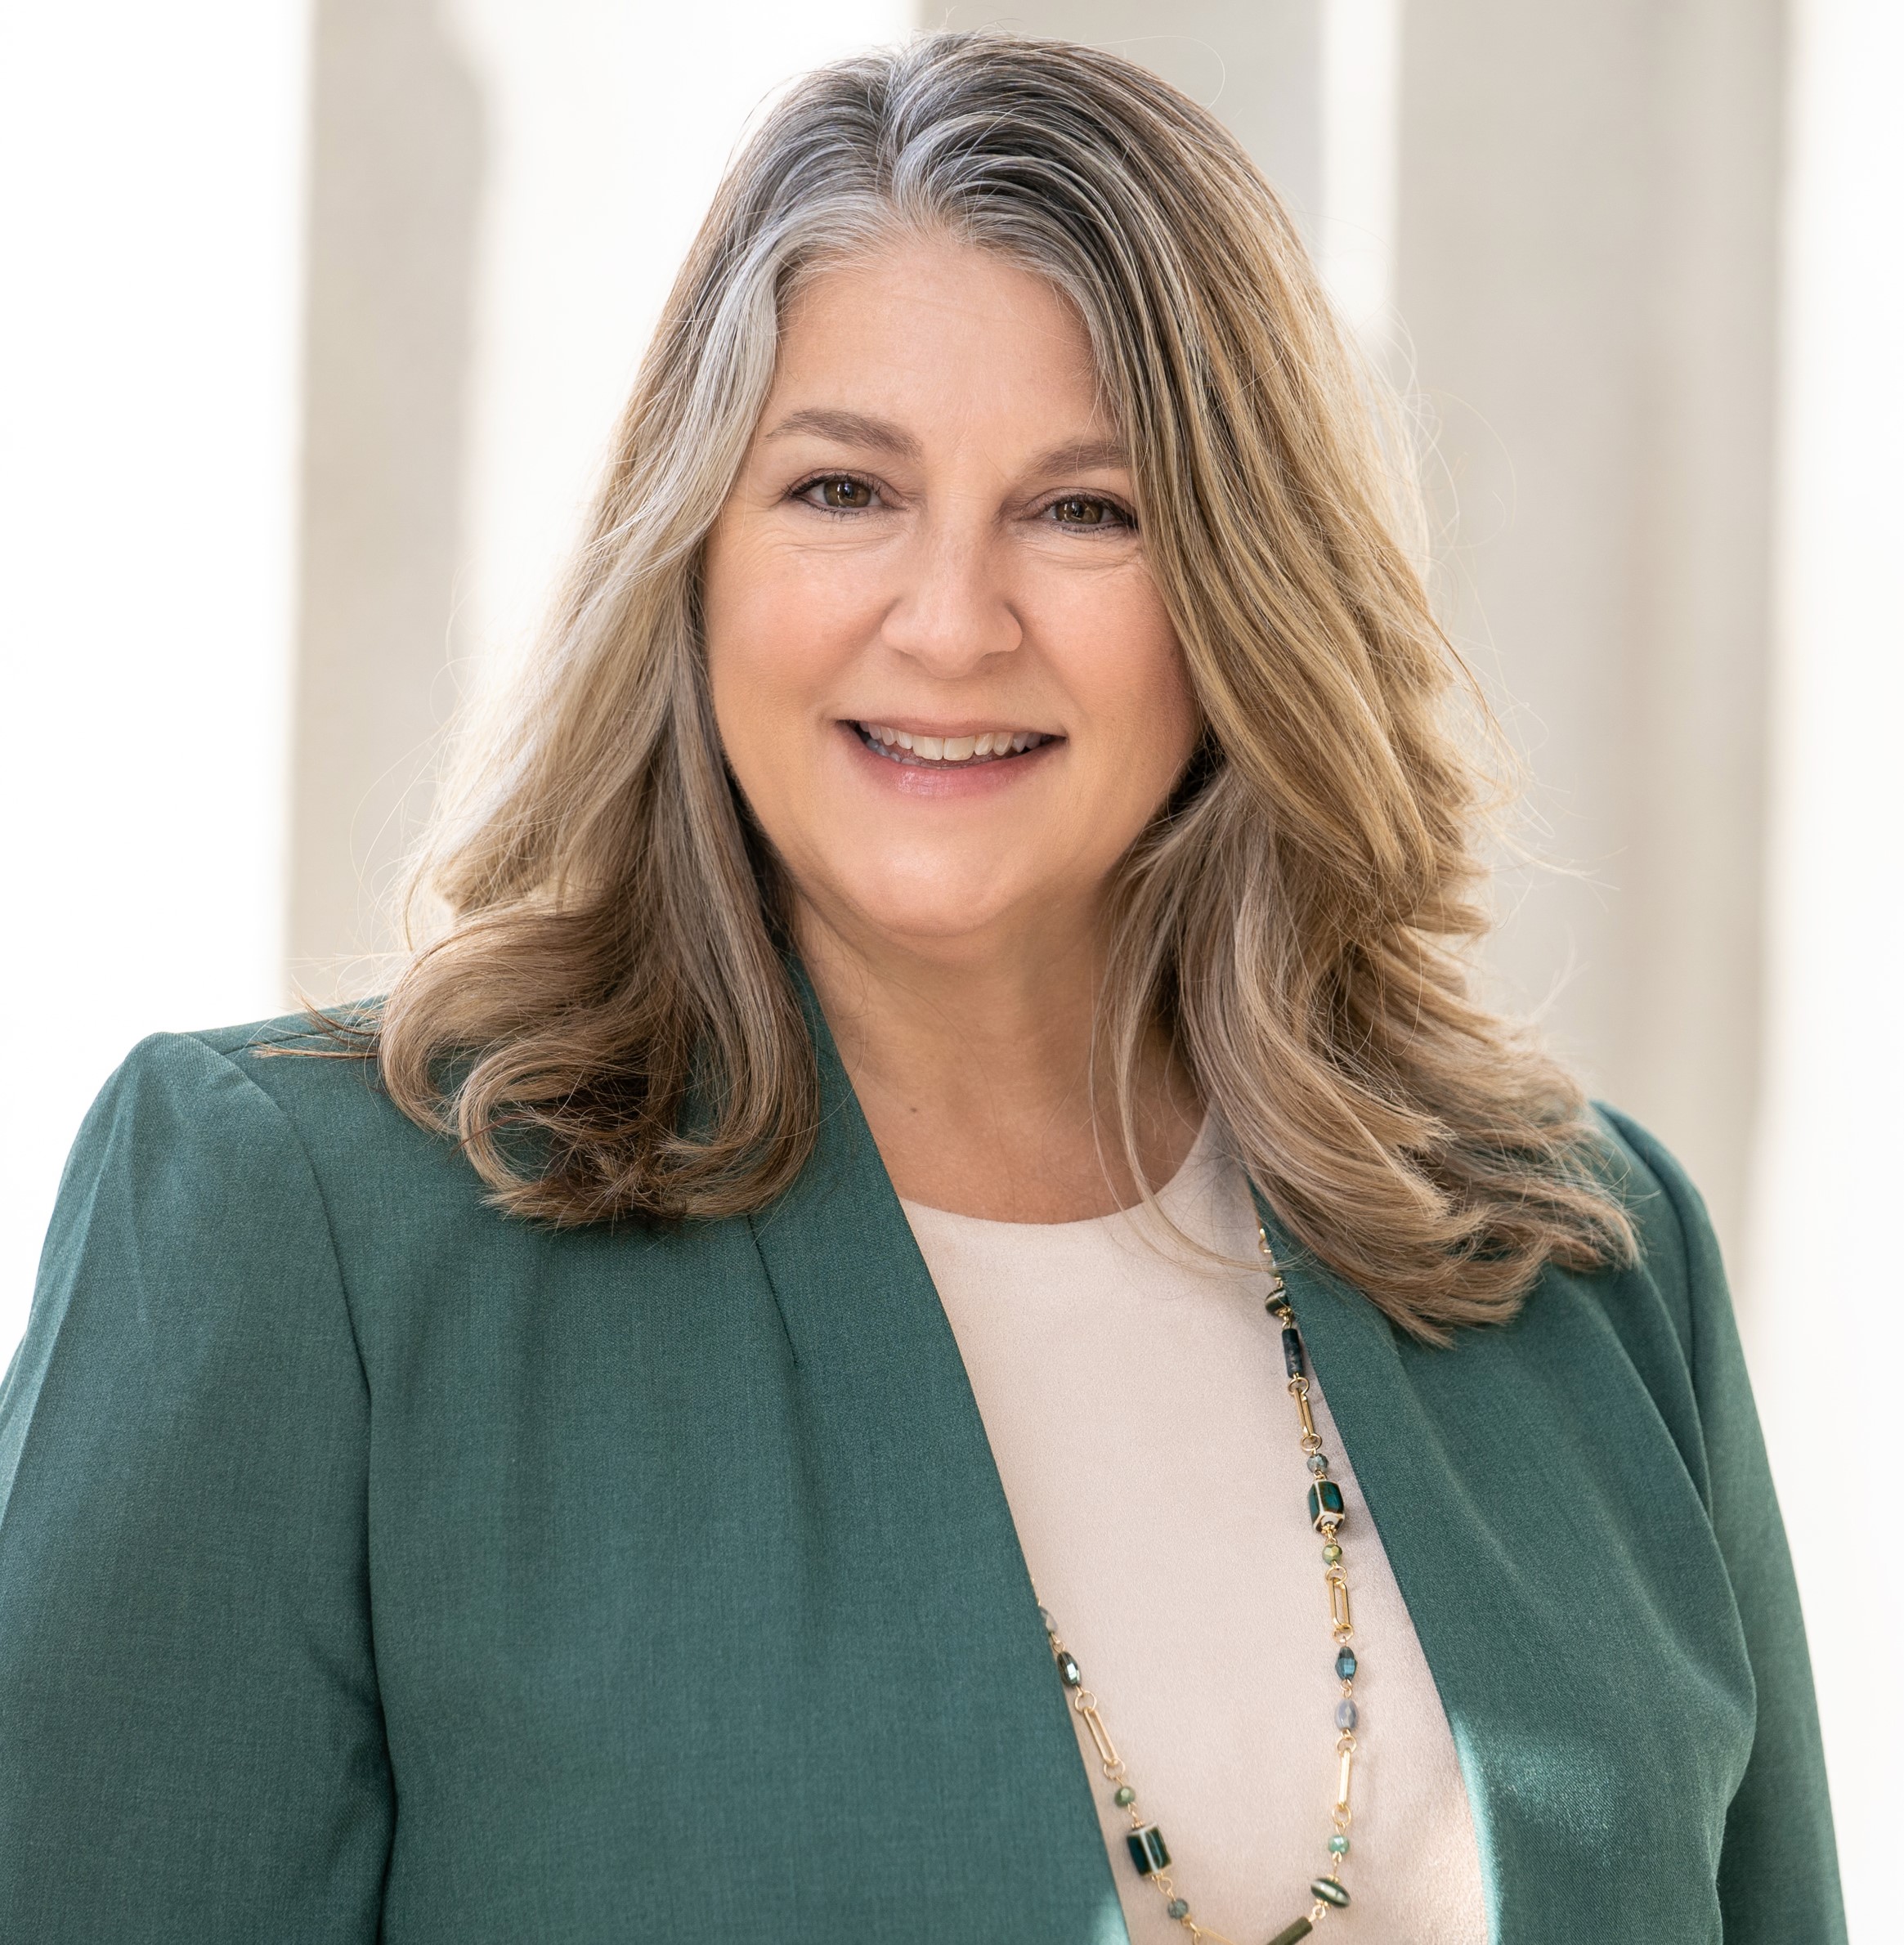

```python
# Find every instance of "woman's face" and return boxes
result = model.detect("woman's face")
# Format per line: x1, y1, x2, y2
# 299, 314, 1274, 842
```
702, 233, 1200, 965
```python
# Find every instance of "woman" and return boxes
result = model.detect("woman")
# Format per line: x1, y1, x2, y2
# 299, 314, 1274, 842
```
0, 29, 1841, 1945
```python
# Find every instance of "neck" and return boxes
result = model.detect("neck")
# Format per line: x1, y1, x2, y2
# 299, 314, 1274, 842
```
794, 895, 1201, 1222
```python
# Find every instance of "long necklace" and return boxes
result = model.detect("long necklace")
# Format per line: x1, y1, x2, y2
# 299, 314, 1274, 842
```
1037, 1227, 1357, 1945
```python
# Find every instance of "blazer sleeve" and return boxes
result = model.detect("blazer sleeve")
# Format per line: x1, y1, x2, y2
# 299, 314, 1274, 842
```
1603, 1110, 1847, 1943
0, 1033, 391, 1940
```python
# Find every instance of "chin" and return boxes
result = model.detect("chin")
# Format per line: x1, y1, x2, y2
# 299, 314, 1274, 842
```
851, 893, 1028, 952
822, 860, 1046, 956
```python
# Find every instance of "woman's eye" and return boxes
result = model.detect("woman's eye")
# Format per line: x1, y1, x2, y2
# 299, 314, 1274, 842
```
799, 475, 877, 512
1046, 493, 1130, 529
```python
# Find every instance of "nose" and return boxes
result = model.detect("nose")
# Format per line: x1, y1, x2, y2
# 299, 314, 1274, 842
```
877, 513, 1024, 677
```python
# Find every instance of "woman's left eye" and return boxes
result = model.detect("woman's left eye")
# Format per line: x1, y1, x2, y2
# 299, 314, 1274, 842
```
1044, 493, 1131, 529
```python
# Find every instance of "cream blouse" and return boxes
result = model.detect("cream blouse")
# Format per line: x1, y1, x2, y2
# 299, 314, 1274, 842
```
902, 1118, 1488, 1945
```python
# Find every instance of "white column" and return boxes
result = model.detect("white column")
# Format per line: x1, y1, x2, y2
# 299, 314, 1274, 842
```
1318, 0, 1403, 342
0, 4, 311, 1361
288, 0, 486, 1002
1748, 0, 1904, 1929
1391, 0, 1783, 1273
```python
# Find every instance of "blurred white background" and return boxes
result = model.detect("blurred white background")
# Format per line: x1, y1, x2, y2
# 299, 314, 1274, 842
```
2, 2, 1897, 1933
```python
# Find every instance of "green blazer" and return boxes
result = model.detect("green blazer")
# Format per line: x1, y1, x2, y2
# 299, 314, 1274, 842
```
0, 1013, 1844, 1943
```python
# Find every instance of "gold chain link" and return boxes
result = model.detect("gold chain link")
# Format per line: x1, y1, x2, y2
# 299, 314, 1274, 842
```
1037, 1228, 1357, 1937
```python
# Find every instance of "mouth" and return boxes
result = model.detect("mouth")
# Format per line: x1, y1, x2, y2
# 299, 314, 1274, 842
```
851, 720, 1059, 767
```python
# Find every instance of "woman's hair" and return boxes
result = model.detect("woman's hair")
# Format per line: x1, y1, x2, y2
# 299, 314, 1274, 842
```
372, 27, 1634, 1338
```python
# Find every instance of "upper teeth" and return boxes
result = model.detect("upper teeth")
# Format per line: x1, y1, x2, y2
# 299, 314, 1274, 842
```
859, 723, 1048, 762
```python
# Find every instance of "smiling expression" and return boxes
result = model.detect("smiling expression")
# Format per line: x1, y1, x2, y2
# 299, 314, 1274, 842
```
701, 233, 1203, 961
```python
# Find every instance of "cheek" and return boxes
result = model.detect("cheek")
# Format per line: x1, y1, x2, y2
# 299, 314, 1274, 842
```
704, 531, 864, 728
701, 528, 876, 892
705, 531, 780, 704
1140, 636, 1201, 752
1062, 585, 1201, 804
704, 536, 812, 778
702, 535, 791, 839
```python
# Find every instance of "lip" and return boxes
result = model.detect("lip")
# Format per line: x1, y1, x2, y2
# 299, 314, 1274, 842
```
849, 718, 1061, 741
835, 719, 1061, 795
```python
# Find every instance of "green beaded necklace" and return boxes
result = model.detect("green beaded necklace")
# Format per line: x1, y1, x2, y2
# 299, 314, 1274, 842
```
1037, 1230, 1358, 1945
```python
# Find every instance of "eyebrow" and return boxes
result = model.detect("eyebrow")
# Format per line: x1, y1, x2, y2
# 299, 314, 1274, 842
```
761, 408, 1131, 478
763, 408, 922, 460
1026, 436, 1131, 476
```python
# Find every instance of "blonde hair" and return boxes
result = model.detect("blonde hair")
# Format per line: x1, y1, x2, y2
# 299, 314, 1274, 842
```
372, 28, 1633, 1338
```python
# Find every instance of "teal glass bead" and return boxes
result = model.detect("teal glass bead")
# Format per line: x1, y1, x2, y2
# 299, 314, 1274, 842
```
1321, 1542, 1342, 1564
1113, 1785, 1136, 1807
1057, 1651, 1082, 1687
1311, 1876, 1352, 1908
1328, 1834, 1351, 1857
1167, 1898, 1189, 1920
1308, 1479, 1346, 1530
1307, 1453, 1329, 1475
1336, 1697, 1359, 1730
1126, 1825, 1171, 1876
1335, 1647, 1357, 1680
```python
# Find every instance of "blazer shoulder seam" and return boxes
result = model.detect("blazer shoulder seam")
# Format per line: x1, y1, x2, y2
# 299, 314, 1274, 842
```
181, 1029, 375, 1396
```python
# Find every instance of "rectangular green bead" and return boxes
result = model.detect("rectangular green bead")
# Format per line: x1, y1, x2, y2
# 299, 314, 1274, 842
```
1308, 1479, 1345, 1529
1266, 1920, 1314, 1945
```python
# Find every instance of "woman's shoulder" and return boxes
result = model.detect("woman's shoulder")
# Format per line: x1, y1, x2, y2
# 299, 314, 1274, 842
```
11, 1020, 395, 1463
89, 1011, 477, 1216
1578, 1100, 1728, 1357
151, 1009, 434, 1154
34, 1017, 498, 1357
1513, 1101, 1759, 1523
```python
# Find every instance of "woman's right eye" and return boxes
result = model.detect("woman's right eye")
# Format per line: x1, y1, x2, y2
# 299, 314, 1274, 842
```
795, 474, 878, 512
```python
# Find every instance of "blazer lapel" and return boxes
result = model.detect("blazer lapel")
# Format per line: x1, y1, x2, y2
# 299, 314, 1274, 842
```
744, 991, 1129, 1941
1248, 1190, 1754, 1943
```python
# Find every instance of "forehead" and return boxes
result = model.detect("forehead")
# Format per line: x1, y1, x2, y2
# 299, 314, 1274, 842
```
766, 234, 1109, 437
